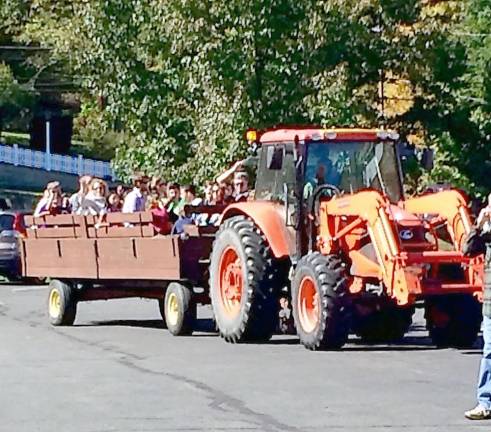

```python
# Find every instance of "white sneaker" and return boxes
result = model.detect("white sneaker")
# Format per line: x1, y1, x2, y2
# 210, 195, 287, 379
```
465, 405, 491, 420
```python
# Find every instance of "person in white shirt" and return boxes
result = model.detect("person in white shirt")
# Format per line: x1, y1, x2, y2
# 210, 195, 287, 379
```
69, 175, 92, 214
77, 179, 108, 216
122, 174, 149, 213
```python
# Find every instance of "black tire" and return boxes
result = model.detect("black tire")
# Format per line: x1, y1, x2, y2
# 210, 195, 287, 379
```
164, 282, 196, 336
425, 294, 482, 348
353, 305, 414, 343
291, 253, 350, 350
210, 216, 279, 343
157, 298, 168, 329
48, 279, 77, 326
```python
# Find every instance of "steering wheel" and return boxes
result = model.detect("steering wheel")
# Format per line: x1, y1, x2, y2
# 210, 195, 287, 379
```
306, 183, 341, 222
312, 184, 341, 201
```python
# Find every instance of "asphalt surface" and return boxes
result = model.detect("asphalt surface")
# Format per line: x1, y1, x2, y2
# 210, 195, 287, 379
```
0, 281, 490, 432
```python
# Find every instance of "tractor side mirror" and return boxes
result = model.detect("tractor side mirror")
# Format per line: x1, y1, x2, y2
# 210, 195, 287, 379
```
421, 148, 434, 171
267, 145, 284, 170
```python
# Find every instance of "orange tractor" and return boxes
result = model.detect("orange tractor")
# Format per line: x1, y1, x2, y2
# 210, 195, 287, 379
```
209, 127, 483, 349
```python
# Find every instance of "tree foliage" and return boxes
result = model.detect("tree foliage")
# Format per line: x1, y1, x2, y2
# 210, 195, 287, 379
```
1, 0, 490, 194
0, 62, 37, 132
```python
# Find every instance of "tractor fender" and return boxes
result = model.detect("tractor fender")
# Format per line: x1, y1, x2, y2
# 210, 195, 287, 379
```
220, 201, 290, 259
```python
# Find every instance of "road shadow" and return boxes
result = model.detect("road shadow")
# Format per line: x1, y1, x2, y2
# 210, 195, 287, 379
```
76, 319, 166, 329
76, 318, 219, 335
0, 279, 23, 286
71, 318, 483, 352
246, 337, 299, 345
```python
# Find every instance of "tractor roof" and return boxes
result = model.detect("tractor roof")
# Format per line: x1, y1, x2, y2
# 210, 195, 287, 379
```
255, 127, 398, 144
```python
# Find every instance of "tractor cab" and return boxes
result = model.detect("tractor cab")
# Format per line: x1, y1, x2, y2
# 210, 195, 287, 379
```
251, 127, 403, 205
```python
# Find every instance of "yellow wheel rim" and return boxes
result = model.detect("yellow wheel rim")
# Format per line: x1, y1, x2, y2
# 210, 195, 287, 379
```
49, 289, 61, 318
166, 292, 180, 327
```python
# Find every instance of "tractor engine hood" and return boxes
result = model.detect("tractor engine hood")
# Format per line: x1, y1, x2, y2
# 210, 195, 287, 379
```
390, 205, 427, 245
390, 205, 421, 227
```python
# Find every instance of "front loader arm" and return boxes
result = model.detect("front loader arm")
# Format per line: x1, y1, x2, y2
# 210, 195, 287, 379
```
402, 190, 472, 251
318, 190, 481, 306
319, 190, 416, 304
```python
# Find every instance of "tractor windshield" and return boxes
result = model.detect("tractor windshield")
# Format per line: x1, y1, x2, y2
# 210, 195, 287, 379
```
305, 141, 403, 202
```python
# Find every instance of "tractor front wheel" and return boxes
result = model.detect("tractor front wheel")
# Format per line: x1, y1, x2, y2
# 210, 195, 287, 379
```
425, 294, 482, 348
291, 253, 350, 350
210, 216, 278, 343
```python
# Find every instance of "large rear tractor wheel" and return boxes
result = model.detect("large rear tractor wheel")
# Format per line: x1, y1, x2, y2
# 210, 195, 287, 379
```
210, 216, 279, 343
48, 279, 77, 326
164, 282, 196, 336
425, 294, 482, 348
291, 253, 351, 350
353, 305, 414, 343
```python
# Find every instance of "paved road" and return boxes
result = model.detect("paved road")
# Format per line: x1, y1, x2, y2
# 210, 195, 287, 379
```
0, 281, 489, 432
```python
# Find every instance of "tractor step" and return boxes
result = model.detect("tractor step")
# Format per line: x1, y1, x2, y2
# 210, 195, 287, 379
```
404, 251, 473, 264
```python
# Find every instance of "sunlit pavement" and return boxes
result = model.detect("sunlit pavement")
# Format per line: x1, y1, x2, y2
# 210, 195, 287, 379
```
0, 280, 489, 432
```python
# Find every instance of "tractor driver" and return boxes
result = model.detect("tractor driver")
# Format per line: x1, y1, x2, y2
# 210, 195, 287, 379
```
303, 159, 341, 200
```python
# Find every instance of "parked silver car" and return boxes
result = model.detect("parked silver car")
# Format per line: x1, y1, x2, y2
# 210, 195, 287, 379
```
0, 212, 23, 280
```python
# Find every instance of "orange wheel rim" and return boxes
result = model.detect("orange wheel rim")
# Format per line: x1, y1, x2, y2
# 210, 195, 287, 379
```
218, 246, 243, 318
298, 276, 319, 333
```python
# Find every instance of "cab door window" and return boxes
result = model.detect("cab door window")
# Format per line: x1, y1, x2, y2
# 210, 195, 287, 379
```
255, 143, 296, 202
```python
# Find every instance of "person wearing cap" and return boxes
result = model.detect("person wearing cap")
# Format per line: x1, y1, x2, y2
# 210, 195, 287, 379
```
122, 174, 149, 213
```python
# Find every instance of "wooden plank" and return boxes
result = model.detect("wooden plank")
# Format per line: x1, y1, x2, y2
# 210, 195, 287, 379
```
142, 225, 155, 237
97, 238, 136, 279
22, 239, 97, 278
140, 212, 153, 223
35, 227, 77, 238
84, 215, 98, 227
26, 228, 37, 239
20, 239, 27, 277
24, 215, 35, 226
77, 215, 88, 239
183, 225, 218, 237
33, 216, 46, 225
95, 226, 143, 238
97, 237, 180, 279
58, 239, 98, 278
106, 212, 141, 224
44, 214, 74, 226
75, 226, 88, 238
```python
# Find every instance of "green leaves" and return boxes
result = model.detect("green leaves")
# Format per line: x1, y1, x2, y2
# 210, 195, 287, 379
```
1, 0, 490, 196
0, 62, 37, 132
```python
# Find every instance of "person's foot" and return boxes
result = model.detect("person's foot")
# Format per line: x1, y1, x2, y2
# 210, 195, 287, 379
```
465, 405, 491, 420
